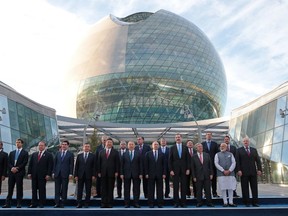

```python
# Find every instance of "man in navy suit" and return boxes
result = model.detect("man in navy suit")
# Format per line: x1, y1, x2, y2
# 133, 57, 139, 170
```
135, 136, 151, 198
53, 140, 74, 208
2, 138, 28, 208
160, 138, 170, 198
191, 143, 214, 207
94, 135, 107, 198
120, 141, 143, 208
202, 132, 219, 197
0, 141, 8, 196
186, 140, 197, 198
27, 141, 54, 208
74, 143, 96, 208
236, 137, 262, 207
98, 138, 120, 208
145, 141, 166, 208
169, 133, 190, 208
116, 140, 127, 198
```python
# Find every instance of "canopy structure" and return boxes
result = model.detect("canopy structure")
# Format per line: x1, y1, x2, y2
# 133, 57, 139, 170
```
57, 115, 229, 146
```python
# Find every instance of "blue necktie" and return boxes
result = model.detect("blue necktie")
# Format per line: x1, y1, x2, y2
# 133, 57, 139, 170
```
178, 144, 182, 158
15, 149, 20, 161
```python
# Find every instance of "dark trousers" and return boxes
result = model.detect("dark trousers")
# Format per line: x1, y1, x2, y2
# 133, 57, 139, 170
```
54, 176, 69, 205
116, 176, 123, 197
31, 177, 47, 205
195, 179, 212, 204
6, 173, 24, 204
77, 176, 92, 205
241, 175, 258, 204
124, 177, 140, 204
172, 174, 187, 205
96, 176, 101, 196
164, 174, 170, 197
101, 176, 115, 206
142, 177, 148, 198
0, 179, 2, 194
211, 166, 217, 195
147, 176, 164, 205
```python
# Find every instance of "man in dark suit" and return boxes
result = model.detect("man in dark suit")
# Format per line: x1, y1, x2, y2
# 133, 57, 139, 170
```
120, 141, 143, 208
98, 138, 120, 208
2, 138, 28, 208
191, 143, 214, 207
224, 135, 239, 197
27, 141, 54, 208
169, 133, 190, 208
186, 140, 197, 198
145, 141, 166, 208
202, 132, 219, 197
116, 140, 127, 198
236, 137, 262, 207
135, 136, 151, 198
74, 143, 96, 208
160, 138, 170, 198
94, 135, 107, 198
53, 140, 74, 208
0, 141, 8, 195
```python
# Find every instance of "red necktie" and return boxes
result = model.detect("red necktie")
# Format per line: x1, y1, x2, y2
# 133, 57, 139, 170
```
189, 148, 193, 157
38, 151, 42, 161
199, 153, 203, 164
106, 149, 109, 159
246, 147, 250, 156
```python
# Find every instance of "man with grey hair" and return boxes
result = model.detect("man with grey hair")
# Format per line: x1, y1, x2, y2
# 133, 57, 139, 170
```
236, 137, 262, 207
214, 143, 237, 207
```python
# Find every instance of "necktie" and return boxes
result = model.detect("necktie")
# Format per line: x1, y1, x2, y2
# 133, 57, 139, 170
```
162, 147, 165, 154
199, 153, 203, 164
84, 153, 88, 162
61, 151, 65, 161
154, 151, 158, 161
121, 149, 124, 156
106, 149, 109, 159
130, 151, 133, 161
207, 141, 210, 151
246, 147, 250, 156
227, 145, 230, 152
178, 144, 182, 158
139, 145, 142, 154
189, 148, 193, 157
38, 151, 42, 162
15, 149, 20, 160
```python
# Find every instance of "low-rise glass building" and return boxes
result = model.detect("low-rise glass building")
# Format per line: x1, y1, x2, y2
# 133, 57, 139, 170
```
0, 81, 59, 153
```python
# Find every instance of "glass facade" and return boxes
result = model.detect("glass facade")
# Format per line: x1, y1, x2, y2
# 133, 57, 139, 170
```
71, 10, 227, 124
0, 82, 59, 153
229, 82, 288, 184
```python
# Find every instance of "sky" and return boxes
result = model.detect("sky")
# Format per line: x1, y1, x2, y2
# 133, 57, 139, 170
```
1, 0, 288, 118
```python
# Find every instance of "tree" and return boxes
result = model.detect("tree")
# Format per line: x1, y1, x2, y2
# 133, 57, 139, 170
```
89, 127, 100, 153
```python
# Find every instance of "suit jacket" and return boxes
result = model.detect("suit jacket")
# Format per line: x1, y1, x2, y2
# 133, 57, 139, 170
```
191, 152, 213, 181
95, 144, 105, 173
74, 152, 95, 179
187, 147, 197, 172
228, 145, 237, 158
202, 140, 219, 160
121, 150, 143, 178
53, 150, 74, 178
236, 146, 262, 176
0, 150, 8, 177
8, 149, 28, 176
145, 151, 166, 178
28, 150, 53, 178
98, 148, 120, 178
169, 144, 190, 175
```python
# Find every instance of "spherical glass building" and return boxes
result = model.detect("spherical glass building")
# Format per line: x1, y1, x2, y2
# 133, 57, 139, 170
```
70, 10, 227, 124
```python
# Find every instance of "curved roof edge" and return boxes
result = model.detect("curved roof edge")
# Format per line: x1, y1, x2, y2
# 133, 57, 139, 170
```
0, 81, 56, 117
231, 81, 288, 117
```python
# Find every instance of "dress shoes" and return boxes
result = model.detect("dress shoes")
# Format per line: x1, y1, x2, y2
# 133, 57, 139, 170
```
76, 204, 82, 208
207, 203, 214, 207
213, 194, 220, 198
2, 204, 11, 208
181, 204, 187, 208
196, 203, 203, 207
173, 204, 179, 208
158, 205, 163, 208
28, 204, 37, 208
39, 205, 44, 208
124, 205, 130, 208
16, 204, 21, 208
165, 195, 171, 198
245, 204, 250, 207
133, 204, 141, 208
229, 203, 237, 207
223, 204, 228, 207
252, 203, 259, 207
54, 204, 61, 208
149, 205, 154, 208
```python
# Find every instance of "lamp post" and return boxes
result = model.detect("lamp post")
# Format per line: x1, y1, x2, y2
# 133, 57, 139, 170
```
180, 105, 202, 143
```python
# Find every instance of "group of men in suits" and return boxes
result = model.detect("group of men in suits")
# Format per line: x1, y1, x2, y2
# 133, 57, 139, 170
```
0, 132, 262, 208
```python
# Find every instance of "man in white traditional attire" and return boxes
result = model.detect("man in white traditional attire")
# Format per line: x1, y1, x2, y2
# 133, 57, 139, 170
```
214, 143, 237, 207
